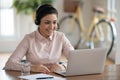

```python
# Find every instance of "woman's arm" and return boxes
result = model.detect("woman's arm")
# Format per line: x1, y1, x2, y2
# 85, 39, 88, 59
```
4, 35, 29, 71
61, 33, 74, 59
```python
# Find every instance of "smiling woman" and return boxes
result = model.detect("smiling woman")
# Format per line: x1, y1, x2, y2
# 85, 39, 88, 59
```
4, 4, 74, 73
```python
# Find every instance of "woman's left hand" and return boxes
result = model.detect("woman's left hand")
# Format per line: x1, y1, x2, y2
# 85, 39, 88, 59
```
49, 63, 64, 72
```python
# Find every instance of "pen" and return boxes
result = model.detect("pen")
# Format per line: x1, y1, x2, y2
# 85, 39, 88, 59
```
36, 77, 54, 79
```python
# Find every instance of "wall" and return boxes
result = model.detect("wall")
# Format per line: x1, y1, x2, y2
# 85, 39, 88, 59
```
92, 0, 120, 63
0, 0, 119, 63
0, 11, 37, 52
57, 0, 118, 61
0, 0, 93, 52
54, 0, 93, 28
115, 0, 120, 64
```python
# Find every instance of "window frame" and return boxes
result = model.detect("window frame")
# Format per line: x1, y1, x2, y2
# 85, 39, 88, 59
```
0, 0, 19, 41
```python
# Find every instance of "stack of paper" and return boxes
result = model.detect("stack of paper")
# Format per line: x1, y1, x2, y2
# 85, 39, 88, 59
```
19, 73, 66, 80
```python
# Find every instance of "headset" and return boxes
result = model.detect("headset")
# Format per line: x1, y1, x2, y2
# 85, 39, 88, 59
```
34, 6, 43, 25
35, 19, 39, 25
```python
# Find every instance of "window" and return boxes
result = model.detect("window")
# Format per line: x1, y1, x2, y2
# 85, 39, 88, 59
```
108, 0, 116, 17
0, 0, 16, 40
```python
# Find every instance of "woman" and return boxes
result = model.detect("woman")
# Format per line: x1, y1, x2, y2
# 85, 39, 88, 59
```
4, 4, 74, 73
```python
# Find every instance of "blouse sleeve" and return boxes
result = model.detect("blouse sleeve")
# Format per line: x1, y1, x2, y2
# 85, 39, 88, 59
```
61, 33, 74, 59
4, 35, 29, 71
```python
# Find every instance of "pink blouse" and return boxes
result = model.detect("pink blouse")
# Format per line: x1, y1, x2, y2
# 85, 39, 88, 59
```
4, 30, 74, 71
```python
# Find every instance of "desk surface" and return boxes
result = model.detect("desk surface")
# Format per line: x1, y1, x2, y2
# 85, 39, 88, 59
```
0, 64, 120, 80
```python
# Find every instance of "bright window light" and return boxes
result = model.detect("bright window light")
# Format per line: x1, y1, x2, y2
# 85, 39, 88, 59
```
0, 0, 15, 37
0, 9, 14, 36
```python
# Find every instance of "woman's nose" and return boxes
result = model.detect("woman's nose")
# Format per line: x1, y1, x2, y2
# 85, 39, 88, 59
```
49, 23, 54, 29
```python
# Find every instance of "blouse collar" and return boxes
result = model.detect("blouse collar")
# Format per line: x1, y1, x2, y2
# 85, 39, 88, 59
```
36, 29, 53, 41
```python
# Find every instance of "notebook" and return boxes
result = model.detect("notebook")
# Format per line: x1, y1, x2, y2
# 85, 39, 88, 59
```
55, 48, 107, 76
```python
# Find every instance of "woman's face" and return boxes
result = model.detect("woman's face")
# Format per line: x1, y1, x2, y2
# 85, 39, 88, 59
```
39, 14, 58, 38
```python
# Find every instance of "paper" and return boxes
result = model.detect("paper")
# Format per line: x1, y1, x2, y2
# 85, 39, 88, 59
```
19, 73, 66, 80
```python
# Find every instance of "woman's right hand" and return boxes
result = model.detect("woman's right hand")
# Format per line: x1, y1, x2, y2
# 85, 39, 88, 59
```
31, 65, 50, 73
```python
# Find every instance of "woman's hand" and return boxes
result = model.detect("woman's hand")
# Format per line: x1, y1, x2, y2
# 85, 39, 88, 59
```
31, 65, 50, 73
49, 63, 65, 72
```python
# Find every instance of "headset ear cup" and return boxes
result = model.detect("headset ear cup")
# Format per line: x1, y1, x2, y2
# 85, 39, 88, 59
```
35, 19, 39, 25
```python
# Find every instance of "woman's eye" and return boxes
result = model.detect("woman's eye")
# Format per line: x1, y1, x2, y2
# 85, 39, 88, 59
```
44, 21, 57, 25
45, 22, 50, 24
53, 21, 57, 24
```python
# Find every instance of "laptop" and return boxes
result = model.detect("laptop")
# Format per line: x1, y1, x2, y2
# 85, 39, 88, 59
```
55, 48, 108, 76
